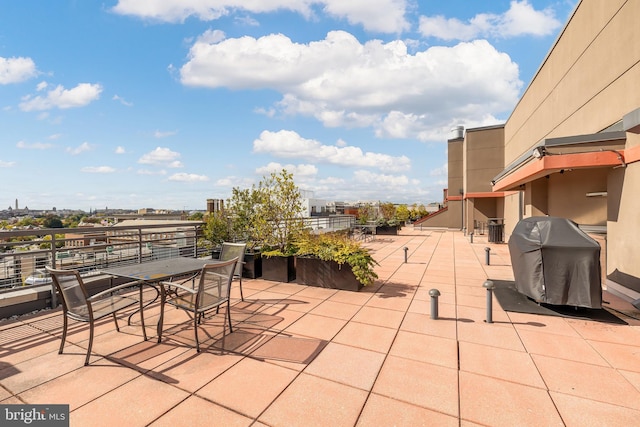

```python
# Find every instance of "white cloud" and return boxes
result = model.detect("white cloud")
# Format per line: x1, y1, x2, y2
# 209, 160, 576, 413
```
112, 0, 409, 33
19, 83, 103, 111
36, 81, 48, 91
168, 173, 210, 182
295, 169, 432, 203
419, 0, 561, 41
0, 56, 37, 84
234, 15, 259, 27
154, 130, 177, 138
322, 0, 409, 33
138, 147, 183, 168
115, 146, 126, 154
255, 162, 318, 179
353, 169, 409, 186
429, 163, 448, 177
215, 177, 231, 186
66, 142, 93, 155
319, 176, 344, 185
112, 94, 133, 106
16, 141, 54, 150
181, 31, 521, 141
253, 130, 411, 172
81, 166, 116, 173
376, 111, 503, 141
0, 160, 16, 168
215, 175, 256, 188
137, 169, 167, 175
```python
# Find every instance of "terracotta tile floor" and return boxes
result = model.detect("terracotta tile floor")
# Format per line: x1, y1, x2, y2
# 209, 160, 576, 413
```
3, 228, 640, 426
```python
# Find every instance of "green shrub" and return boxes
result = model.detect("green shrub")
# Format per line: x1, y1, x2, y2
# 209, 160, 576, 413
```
297, 232, 378, 286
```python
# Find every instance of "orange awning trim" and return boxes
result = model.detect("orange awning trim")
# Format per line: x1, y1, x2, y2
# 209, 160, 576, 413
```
493, 146, 640, 191
464, 191, 518, 199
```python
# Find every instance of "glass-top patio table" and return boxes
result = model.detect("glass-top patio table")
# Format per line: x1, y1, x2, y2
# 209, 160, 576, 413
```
101, 257, 217, 341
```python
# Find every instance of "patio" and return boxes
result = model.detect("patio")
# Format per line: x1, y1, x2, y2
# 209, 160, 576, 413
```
2, 228, 640, 426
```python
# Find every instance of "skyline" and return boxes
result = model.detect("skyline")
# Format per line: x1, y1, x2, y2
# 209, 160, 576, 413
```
0, 1, 576, 211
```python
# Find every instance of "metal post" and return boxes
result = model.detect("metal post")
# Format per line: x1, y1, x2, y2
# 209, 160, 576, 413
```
50, 283, 57, 309
483, 280, 495, 323
429, 289, 441, 320
485, 247, 491, 265
404, 247, 408, 263
470, 232, 474, 243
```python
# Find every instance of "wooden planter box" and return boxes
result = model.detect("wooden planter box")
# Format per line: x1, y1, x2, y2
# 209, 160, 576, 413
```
295, 257, 363, 292
375, 225, 399, 235
212, 249, 262, 279
262, 255, 295, 282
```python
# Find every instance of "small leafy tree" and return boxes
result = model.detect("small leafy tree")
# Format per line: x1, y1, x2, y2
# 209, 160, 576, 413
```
203, 210, 230, 248
82, 216, 102, 224
379, 202, 397, 225
357, 203, 374, 225
253, 169, 305, 256
396, 204, 410, 224
16, 217, 35, 227
227, 186, 261, 246
409, 203, 429, 221
39, 234, 65, 249
189, 211, 204, 221
43, 215, 63, 228
63, 213, 84, 228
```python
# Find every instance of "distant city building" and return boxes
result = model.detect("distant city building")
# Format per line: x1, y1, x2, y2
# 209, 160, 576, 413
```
206, 199, 224, 214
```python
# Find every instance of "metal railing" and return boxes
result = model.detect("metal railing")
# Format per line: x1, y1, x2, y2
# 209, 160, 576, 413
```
0, 221, 207, 292
0, 215, 358, 292
304, 215, 356, 233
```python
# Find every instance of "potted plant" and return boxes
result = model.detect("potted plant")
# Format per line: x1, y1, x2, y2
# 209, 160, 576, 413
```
295, 231, 378, 291
203, 209, 231, 258
375, 202, 401, 235
253, 169, 306, 282
227, 186, 263, 278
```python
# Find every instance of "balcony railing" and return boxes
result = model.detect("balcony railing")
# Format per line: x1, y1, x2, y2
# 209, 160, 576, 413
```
0, 221, 206, 292
0, 215, 357, 293
303, 215, 356, 233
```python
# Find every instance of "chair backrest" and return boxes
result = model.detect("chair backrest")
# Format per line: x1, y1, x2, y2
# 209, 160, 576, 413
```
197, 258, 239, 304
46, 267, 91, 320
219, 242, 246, 278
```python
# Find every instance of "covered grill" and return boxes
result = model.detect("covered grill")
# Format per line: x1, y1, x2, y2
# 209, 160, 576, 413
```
508, 216, 602, 308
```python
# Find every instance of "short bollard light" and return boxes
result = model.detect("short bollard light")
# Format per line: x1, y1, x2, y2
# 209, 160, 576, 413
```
404, 247, 409, 263
429, 289, 441, 320
485, 247, 491, 265
483, 280, 495, 323
469, 232, 474, 243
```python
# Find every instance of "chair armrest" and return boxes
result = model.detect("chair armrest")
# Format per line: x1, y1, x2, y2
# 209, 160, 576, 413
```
159, 281, 198, 295
168, 272, 200, 287
87, 281, 144, 301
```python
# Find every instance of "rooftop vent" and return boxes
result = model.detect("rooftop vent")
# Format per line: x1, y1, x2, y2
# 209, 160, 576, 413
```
449, 125, 464, 140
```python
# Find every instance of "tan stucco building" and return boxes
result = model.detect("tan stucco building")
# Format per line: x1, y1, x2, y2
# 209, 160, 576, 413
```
421, 0, 640, 301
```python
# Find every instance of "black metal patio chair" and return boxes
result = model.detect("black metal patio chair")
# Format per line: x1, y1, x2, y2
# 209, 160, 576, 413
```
158, 257, 238, 352
46, 266, 140, 366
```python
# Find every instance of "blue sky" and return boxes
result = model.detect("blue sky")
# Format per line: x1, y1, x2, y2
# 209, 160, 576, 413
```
0, 0, 576, 211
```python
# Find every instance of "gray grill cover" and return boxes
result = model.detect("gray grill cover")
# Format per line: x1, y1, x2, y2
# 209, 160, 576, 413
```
508, 217, 602, 308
